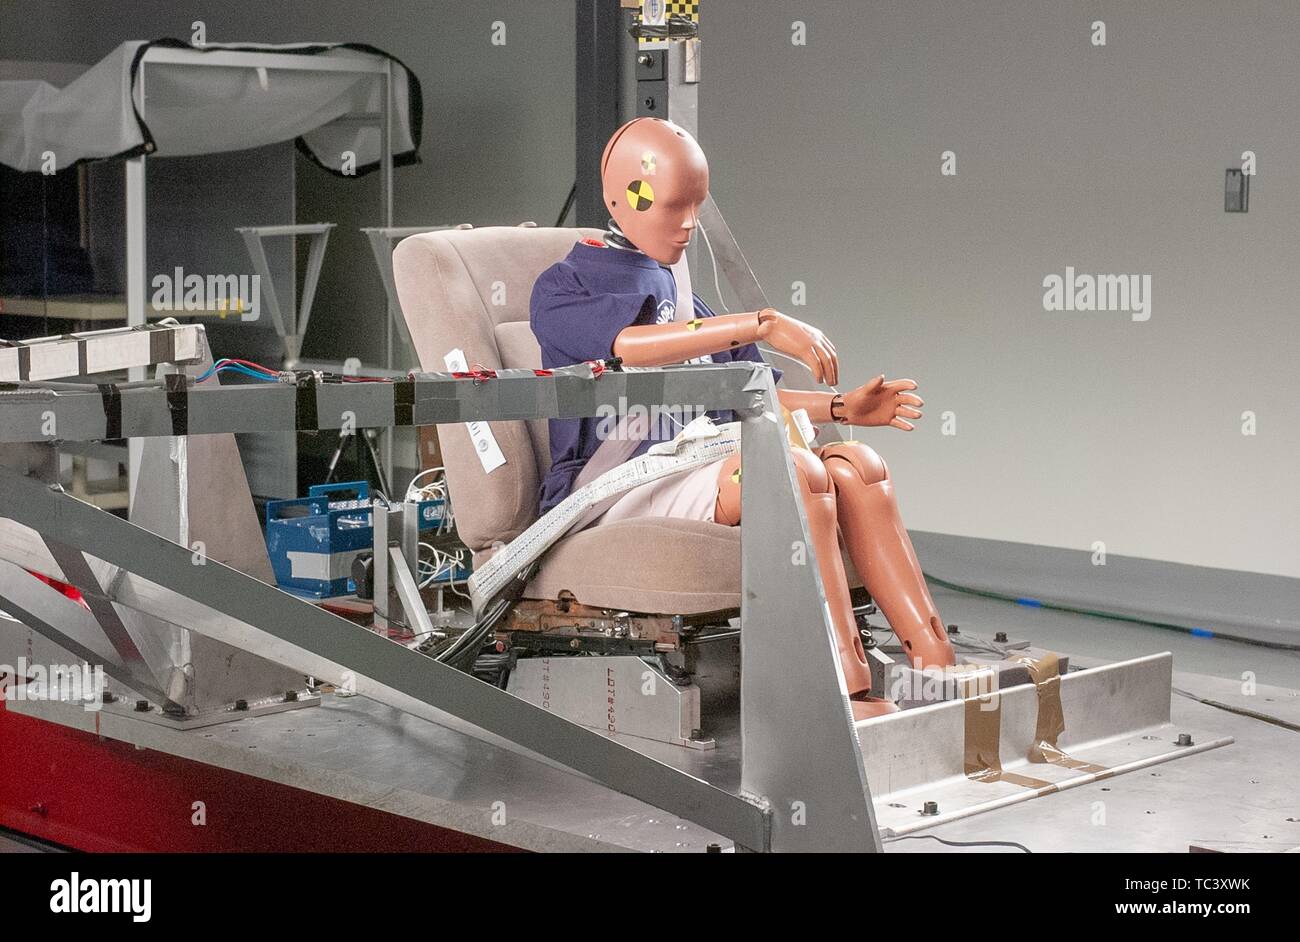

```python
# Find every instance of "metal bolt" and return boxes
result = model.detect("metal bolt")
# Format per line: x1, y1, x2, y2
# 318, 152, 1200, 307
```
30, 803, 47, 816
644, 96, 657, 111
638, 53, 654, 66
994, 631, 1008, 643
101, 690, 116, 704
284, 690, 299, 703
921, 801, 939, 816
234, 699, 249, 711
706, 843, 721, 853
1176, 733, 1193, 747
133, 699, 150, 712
946, 623, 960, 635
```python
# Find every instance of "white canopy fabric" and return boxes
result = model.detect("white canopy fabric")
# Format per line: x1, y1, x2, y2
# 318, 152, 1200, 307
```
0, 40, 420, 174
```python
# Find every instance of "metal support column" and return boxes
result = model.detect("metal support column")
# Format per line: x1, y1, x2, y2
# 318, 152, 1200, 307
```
737, 371, 882, 852
575, 0, 634, 228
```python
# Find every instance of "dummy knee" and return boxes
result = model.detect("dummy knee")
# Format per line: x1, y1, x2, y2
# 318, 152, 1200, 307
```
792, 447, 831, 496
822, 441, 889, 488
714, 448, 830, 526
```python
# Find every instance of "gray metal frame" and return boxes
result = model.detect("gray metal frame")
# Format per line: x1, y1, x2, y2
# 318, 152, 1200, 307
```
124, 47, 398, 492
0, 359, 881, 852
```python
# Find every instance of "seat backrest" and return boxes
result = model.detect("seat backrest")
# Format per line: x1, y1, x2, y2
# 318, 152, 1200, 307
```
392, 225, 601, 552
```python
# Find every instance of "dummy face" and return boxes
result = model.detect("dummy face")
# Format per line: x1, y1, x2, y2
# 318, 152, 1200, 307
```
601, 118, 710, 266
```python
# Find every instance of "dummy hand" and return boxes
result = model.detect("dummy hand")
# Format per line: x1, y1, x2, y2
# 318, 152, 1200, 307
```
756, 309, 838, 386
839, 375, 924, 430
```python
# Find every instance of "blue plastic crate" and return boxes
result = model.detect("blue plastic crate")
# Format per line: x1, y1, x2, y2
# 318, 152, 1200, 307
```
265, 482, 373, 598
415, 498, 450, 532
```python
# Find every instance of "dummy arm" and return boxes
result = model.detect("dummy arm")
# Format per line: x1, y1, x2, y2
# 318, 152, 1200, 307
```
613, 308, 840, 385
779, 376, 925, 431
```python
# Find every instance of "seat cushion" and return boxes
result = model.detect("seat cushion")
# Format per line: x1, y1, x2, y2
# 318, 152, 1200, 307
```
522, 518, 741, 615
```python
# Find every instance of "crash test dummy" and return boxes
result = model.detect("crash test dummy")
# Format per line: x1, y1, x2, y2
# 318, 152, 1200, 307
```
530, 117, 955, 718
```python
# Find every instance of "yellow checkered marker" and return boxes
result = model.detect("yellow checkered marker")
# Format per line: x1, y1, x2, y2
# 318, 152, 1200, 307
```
626, 179, 655, 211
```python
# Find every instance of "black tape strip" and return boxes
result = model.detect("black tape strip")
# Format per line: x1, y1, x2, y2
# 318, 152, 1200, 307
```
163, 373, 188, 435
393, 379, 415, 426
77, 339, 88, 378
97, 383, 122, 439
295, 376, 319, 431
17, 346, 30, 382
149, 327, 169, 364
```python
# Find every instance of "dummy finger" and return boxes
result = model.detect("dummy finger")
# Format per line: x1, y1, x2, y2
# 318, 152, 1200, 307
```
818, 341, 839, 386
883, 378, 918, 392
801, 348, 825, 384
889, 417, 915, 431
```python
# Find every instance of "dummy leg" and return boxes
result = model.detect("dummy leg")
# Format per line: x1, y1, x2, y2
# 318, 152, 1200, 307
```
819, 442, 955, 669
715, 451, 898, 719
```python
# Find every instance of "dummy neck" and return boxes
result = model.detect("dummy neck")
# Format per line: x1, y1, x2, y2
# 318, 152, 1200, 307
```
603, 219, 641, 253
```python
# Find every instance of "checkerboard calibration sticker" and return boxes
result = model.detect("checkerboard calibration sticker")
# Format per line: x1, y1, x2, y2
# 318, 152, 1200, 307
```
637, 0, 700, 50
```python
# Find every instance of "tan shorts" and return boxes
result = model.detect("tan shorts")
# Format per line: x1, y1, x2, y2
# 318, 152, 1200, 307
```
593, 457, 728, 526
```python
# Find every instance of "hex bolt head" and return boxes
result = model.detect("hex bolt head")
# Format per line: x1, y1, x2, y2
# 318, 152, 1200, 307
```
921, 801, 939, 816
234, 699, 249, 711
946, 623, 960, 635
284, 690, 299, 703
133, 699, 150, 712
101, 690, 116, 704
994, 631, 1008, 643
706, 843, 722, 853
1176, 733, 1194, 747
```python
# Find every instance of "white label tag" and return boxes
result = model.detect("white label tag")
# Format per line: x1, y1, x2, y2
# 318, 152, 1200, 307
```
444, 348, 507, 474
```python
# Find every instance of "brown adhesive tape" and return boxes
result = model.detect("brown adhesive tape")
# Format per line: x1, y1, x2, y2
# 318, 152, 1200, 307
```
963, 694, 1054, 790
1006, 652, 1109, 775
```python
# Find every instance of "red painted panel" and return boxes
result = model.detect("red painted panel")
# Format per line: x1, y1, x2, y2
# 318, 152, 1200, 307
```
0, 701, 519, 853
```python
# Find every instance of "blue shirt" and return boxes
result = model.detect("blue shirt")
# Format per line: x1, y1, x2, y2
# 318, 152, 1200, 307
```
530, 240, 776, 514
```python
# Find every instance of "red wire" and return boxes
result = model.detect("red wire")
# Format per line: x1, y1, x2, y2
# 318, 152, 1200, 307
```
217, 357, 279, 376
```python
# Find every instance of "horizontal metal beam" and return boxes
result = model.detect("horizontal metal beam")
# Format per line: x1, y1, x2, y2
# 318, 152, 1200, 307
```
0, 467, 770, 850
0, 362, 764, 444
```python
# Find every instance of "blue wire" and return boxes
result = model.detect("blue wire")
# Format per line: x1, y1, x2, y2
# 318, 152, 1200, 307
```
196, 361, 278, 384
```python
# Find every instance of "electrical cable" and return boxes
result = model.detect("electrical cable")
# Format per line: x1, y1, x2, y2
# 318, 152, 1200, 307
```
925, 572, 1300, 653
1171, 686, 1300, 734
555, 181, 577, 228
884, 833, 1033, 853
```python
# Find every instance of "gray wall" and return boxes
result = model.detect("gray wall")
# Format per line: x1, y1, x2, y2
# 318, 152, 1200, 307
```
3, 1, 1296, 580
696, 0, 1299, 579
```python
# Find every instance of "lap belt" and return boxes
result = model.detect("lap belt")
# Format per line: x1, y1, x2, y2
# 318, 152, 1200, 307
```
468, 416, 740, 615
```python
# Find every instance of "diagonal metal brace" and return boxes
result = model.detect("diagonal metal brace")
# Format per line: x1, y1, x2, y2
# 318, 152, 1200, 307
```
0, 466, 771, 851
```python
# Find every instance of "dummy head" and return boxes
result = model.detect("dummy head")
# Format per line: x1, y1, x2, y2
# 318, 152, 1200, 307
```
600, 117, 709, 266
